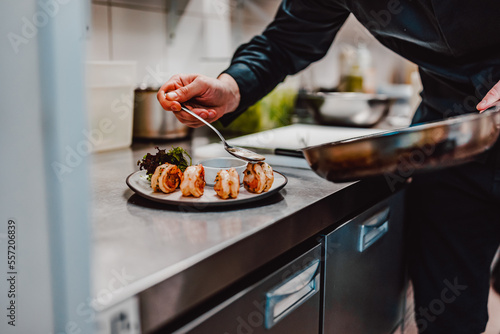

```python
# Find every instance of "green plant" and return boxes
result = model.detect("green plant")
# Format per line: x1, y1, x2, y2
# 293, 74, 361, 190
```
217, 87, 297, 135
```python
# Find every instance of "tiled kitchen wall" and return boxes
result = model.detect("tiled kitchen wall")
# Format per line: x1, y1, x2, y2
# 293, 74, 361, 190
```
304, 15, 414, 89
86, 0, 411, 90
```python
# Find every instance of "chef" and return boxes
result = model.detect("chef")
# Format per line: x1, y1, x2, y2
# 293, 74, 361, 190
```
158, 1, 500, 333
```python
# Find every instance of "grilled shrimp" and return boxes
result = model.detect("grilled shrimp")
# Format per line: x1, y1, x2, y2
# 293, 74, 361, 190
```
151, 163, 182, 193
158, 164, 182, 193
243, 162, 274, 194
150, 164, 164, 192
260, 162, 274, 191
180, 164, 205, 197
214, 168, 240, 199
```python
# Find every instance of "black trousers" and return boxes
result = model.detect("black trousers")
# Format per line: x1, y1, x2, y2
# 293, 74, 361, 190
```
406, 139, 500, 333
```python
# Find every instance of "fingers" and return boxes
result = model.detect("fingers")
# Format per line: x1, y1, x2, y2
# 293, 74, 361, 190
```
157, 74, 219, 127
191, 107, 218, 123
158, 81, 181, 111
157, 74, 201, 112
166, 79, 207, 104
158, 75, 207, 105
477, 80, 500, 111
158, 73, 199, 93
173, 106, 219, 128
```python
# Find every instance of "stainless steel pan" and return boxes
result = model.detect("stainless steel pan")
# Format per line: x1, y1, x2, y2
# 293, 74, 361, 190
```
302, 104, 500, 182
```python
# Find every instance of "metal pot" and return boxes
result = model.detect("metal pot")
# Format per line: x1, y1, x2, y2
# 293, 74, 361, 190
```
301, 92, 394, 127
302, 104, 500, 182
133, 87, 191, 140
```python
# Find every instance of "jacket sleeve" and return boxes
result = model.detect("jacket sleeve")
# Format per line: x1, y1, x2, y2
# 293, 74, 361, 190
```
219, 0, 350, 126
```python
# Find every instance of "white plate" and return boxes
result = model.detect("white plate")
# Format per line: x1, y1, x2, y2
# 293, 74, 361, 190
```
126, 170, 287, 208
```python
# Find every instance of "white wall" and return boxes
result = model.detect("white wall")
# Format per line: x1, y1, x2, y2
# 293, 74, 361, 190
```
86, 0, 412, 90
87, 0, 235, 87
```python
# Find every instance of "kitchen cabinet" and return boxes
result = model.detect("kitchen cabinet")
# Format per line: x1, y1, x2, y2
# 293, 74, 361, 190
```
171, 244, 322, 334
322, 191, 406, 334
148, 192, 406, 334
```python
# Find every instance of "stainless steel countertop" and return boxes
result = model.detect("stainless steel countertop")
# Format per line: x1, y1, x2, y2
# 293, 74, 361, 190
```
90, 139, 399, 332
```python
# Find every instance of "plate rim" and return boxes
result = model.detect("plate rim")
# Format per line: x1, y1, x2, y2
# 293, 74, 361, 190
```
126, 169, 288, 208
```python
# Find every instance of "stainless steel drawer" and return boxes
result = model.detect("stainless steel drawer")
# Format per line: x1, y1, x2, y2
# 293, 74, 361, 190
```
173, 244, 322, 334
323, 191, 406, 334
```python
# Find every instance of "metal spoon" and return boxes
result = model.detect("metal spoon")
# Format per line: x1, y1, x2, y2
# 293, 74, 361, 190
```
178, 103, 265, 162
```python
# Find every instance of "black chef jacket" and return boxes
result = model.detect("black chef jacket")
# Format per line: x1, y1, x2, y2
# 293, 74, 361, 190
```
220, 0, 500, 126
218, 2, 500, 332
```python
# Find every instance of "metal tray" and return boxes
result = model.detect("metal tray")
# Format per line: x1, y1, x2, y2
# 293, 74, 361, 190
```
302, 104, 500, 182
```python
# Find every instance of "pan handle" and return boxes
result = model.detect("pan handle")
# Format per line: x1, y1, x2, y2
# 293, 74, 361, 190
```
274, 148, 305, 158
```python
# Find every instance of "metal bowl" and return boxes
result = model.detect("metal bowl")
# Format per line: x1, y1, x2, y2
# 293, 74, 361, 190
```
302, 92, 394, 127
302, 105, 500, 183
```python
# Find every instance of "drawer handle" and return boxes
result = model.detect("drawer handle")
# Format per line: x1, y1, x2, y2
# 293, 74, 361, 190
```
265, 260, 320, 329
358, 207, 390, 252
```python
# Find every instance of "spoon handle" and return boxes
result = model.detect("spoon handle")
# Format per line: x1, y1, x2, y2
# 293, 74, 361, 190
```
179, 104, 227, 144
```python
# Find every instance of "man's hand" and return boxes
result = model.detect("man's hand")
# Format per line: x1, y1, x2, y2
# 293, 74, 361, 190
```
157, 73, 240, 127
477, 80, 500, 112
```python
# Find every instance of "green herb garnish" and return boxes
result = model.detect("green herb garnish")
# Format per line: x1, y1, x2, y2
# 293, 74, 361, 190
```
137, 146, 192, 179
